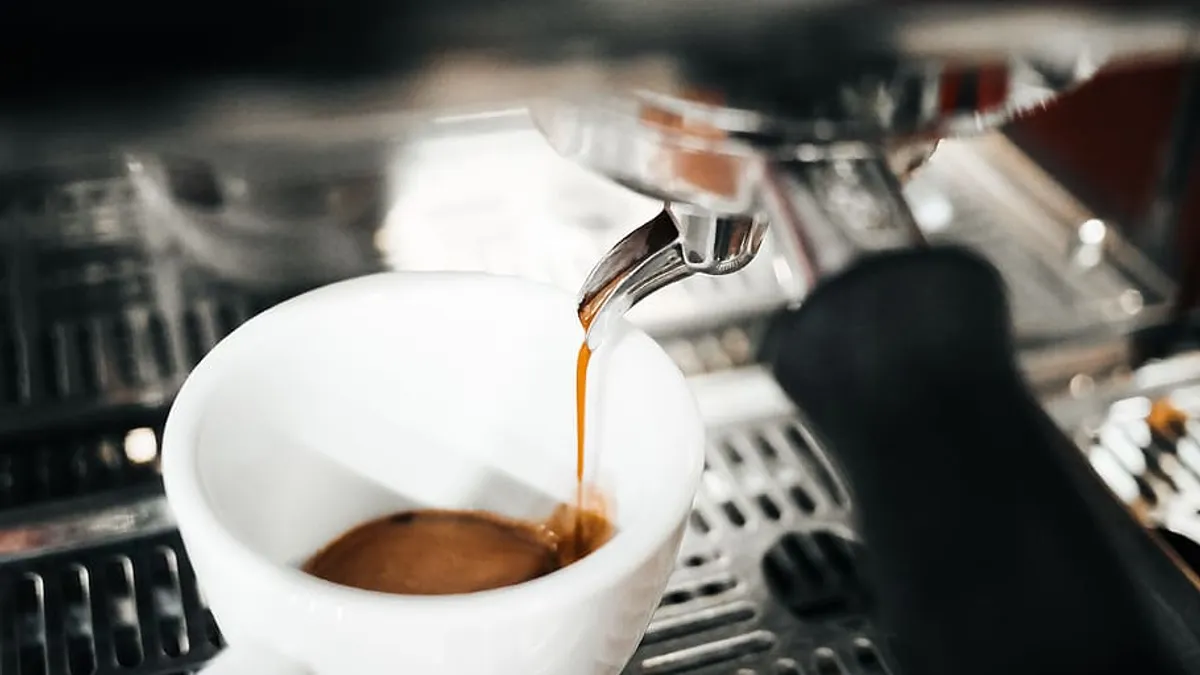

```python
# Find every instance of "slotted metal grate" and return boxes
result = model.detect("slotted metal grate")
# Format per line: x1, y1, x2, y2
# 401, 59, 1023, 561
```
0, 407, 889, 675
624, 412, 890, 675
19, 367, 1200, 675
0, 530, 223, 675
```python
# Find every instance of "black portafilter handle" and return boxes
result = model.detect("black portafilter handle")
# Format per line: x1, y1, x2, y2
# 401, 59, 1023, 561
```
762, 246, 1200, 675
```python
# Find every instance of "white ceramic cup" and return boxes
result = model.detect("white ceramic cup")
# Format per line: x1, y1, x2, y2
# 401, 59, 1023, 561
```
161, 272, 705, 675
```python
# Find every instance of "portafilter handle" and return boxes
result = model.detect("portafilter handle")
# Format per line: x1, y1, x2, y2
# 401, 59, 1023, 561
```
762, 246, 1200, 675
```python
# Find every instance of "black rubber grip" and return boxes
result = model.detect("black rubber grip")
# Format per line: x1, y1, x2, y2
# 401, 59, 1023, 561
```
763, 246, 1200, 675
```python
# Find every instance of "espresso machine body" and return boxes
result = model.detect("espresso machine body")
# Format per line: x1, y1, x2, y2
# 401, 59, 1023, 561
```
4, 2, 1196, 307
1, 3, 1200, 675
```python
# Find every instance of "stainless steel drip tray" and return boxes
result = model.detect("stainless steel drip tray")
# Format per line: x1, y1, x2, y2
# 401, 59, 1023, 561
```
12, 356, 1200, 675
639, 370, 870, 675
0, 364, 883, 675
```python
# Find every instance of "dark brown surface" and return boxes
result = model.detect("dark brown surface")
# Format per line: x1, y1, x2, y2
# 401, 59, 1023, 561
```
303, 505, 614, 596
764, 246, 1200, 675
303, 510, 561, 595
1010, 60, 1198, 227
1008, 58, 1200, 308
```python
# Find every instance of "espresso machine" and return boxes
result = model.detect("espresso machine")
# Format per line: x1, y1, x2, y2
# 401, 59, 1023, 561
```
2, 2, 1200, 674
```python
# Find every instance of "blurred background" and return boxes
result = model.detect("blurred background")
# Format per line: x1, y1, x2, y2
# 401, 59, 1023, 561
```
0, 5, 1198, 674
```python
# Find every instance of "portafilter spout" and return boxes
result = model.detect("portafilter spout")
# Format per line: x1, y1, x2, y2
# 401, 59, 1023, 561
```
577, 204, 767, 350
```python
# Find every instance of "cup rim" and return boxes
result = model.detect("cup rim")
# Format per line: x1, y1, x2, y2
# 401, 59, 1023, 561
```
162, 271, 705, 618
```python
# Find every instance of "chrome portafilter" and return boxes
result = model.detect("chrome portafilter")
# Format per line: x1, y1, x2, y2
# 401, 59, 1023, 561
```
577, 204, 767, 351
560, 48, 1118, 350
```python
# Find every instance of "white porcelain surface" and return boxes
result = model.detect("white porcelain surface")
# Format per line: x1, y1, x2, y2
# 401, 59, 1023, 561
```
161, 272, 705, 675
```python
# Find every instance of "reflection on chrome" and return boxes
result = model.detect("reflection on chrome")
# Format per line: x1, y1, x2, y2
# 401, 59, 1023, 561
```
0, 497, 175, 562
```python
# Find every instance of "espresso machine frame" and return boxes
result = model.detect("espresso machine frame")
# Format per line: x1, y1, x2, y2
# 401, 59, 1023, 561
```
0, 109, 1194, 675
2, 3, 1200, 674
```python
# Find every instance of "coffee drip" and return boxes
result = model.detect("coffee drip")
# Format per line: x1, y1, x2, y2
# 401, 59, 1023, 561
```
302, 285, 618, 596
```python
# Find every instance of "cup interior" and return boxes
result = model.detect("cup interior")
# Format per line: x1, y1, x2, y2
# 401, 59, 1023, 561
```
167, 272, 704, 585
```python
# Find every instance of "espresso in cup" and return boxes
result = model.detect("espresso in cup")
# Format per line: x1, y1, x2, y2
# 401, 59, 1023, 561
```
303, 280, 615, 597
163, 273, 705, 674
304, 501, 614, 595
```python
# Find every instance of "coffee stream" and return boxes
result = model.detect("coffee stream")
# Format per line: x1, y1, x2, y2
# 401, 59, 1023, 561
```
576, 341, 591, 486
303, 312, 612, 596
573, 332, 594, 560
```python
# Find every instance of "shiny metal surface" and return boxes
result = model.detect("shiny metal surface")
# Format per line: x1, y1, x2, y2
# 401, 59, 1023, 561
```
0, 131, 1170, 513
0, 123, 1186, 674
376, 109, 804, 335
765, 154, 926, 287
4, 12, 1189, 331
675, 207, 768, 277
578, 207, 767, 350
906, 134, 1174, 343
125, 153, 387, 289
0, 497, 174, 564
533, 97, 769, 215
0, 7, 1195, 672
8, 356, 1200, 674
535, 58, 1085, 283
578, 210, 691, 350
0, 115, 1166, 434
0, 367, 886, 674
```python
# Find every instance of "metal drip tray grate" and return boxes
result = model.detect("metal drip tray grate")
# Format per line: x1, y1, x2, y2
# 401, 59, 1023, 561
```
13, 362, 1200, 675
622, 372, 892, 675
0, 531, 223, 675
0, 393, 893, 675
